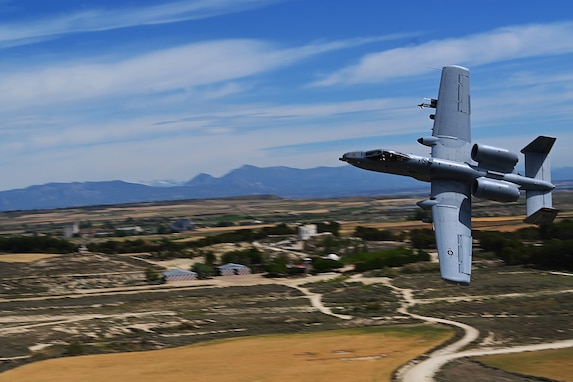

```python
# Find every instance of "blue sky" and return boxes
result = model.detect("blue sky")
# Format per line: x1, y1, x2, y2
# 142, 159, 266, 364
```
1, 0, 573, 190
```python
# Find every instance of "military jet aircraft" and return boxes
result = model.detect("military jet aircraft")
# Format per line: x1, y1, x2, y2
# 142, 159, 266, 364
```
340, 65, 557, 285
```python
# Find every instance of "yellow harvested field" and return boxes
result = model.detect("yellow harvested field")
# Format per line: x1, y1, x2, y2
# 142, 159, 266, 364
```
0, 253, 61, 263
289, 208, 331, 214
339, 216, 537, 234
197, 224, 275, 233
477, 348, 573, 382
0, 326, 451, 382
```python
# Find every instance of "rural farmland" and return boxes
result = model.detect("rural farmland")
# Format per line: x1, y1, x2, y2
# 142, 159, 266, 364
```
0, 193, 572, 381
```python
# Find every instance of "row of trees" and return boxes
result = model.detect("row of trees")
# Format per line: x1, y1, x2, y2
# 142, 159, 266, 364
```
0, 236, 77, 253
5, 220, 572, 273
87, 222, 340, 257
348, 247, 430, 272
86, 223, 298, 256
475, 220, 573, 270
353, 226, 395, 241
352, 222, 573, 271
352, 226, 435, 248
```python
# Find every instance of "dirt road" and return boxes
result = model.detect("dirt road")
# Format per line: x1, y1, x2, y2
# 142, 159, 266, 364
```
278, 275, 353, 320
3, 270, 572, 381
387, 281, 573, 382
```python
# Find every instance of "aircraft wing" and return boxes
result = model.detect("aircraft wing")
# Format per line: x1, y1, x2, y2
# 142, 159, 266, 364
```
431, 180, 472, 284
430, 65, 471, 162
425, 66, 473, 284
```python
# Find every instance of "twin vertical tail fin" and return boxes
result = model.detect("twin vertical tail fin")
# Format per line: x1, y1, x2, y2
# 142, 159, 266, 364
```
521, 136, 558, 224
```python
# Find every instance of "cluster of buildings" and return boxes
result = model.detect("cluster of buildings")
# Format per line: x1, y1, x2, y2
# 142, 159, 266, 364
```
162, 224, 329, 283
62, 218, 194, 238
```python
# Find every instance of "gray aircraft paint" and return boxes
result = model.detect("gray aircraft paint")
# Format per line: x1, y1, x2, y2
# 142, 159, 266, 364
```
341, 65, 557, 285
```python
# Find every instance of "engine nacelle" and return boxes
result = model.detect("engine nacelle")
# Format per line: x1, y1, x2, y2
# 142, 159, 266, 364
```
471, 144, 519, 173
472, 177, 520, 202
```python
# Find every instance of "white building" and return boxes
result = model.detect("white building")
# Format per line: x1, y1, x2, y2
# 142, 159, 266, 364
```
298, 224, 317, 241
63, 222, 79, 238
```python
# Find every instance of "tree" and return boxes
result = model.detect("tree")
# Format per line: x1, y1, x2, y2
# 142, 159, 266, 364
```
410, 229, 436, 249
264, 253, 290, 275
63, 341, 84, 356
317, 221, 341, 237
311, 257, 344, 273
221, 247, 263, 266
412, 209, 430, 221
192, 263, 215, 279
215, 221, 234, 227
0, 236, 77, 254
262, 223, 295, 235
320, 235, 339, 255
354, 226, 394, 241
156, 224, 170, 234
103, 221, 115, 230
204, 250, 216, 265
144, 267, 163, 283
352, 247, 429, 272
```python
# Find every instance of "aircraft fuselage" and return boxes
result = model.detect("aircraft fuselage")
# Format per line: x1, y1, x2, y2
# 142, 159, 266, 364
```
340, 149, 554, 198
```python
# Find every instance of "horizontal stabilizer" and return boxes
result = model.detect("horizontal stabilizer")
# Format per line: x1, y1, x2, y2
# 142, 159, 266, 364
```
524, 207, 558, 225
521, 136, 557, 224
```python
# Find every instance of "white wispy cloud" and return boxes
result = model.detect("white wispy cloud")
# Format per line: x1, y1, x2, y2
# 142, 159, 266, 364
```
0, 0, 282, 48
2, 13, 572, 190
1, 96, 411, 154
0, 36, 400, 112
313, 22, 573, 86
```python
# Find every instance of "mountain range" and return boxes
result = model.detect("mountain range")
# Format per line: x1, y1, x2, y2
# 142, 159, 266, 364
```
1, 164, 572, 212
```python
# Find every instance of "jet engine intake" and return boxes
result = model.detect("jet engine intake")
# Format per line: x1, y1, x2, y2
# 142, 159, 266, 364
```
471, 144, 519, 173
472, 177, 520, 202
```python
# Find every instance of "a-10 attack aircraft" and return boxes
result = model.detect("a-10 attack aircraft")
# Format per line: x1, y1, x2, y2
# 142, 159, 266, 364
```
340, 65, 557, 285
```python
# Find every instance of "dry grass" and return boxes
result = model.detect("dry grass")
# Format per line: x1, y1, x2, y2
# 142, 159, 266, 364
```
339, 216, 537, 234
196, 224, 275, 233
0, 253, 61, 263
476, 347, 573, 382
0, 326, 451, 382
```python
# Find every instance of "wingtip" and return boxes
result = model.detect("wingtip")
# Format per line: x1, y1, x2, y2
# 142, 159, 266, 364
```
443, 278, 470, 286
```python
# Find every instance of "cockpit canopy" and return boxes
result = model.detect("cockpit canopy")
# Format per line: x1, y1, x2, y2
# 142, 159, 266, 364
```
364, 149, 410, 162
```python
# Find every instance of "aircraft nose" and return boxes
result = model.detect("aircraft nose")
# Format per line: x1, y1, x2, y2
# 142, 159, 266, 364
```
340, 151, 363, 163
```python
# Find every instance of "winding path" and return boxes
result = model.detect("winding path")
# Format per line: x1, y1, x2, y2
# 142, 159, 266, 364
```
278, 273, 573, 380
384, 281, 573, 382
3, 271, 572, 380
279, 274, 353, 320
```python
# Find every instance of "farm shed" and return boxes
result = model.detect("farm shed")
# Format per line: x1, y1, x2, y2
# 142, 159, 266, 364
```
218, 263, 251, 276
163, 269, 198, 282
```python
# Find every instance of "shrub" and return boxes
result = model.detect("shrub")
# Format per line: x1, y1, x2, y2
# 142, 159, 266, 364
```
354, 226, 394, 241
353, 247, 429, 272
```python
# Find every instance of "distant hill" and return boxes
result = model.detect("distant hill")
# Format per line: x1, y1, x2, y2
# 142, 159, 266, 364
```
551, 167, 573, 182
183, 165, 424, 198
0, 164, 571, 212
0, 165, 425, 211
